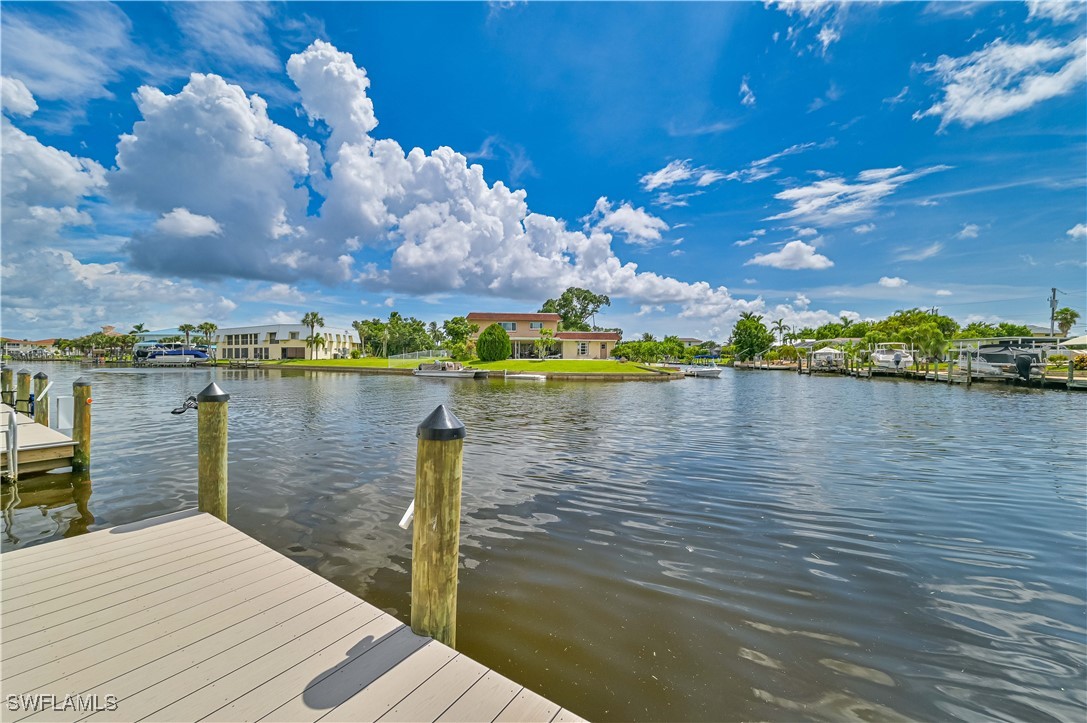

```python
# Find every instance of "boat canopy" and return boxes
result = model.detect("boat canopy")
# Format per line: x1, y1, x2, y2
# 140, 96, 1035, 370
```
812, 347, 844, 357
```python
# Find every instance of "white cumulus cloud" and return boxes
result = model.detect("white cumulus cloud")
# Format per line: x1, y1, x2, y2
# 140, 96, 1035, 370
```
745, 240, 834, 270
853, 223, 876, 234
1026, 1, 1085, 25
936, 289, 953, 296
769, 165, 949, 226
878, 276, 908, 288
957, 223, 980, 239
1, 76, 38, 117
915, 36, 1087, 129
1066, 222, 1087, 239
153, 208, 223, 237
588, 197, 670, 247
739, 75, 756, 106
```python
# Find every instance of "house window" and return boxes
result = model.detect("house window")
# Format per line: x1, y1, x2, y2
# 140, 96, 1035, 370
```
499, 322, 517, 331
530, 322, 543, 330
290, 332, 299, 340
578, 342, 588, 356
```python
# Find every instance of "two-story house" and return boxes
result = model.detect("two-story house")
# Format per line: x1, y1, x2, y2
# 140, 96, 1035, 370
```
465, 312, 620, 360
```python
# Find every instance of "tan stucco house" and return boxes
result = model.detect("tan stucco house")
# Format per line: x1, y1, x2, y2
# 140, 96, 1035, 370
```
466, 312, 620, 359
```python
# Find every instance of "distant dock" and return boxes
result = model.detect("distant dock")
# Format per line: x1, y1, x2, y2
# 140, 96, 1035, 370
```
1, 404, 76, 479
0, 510, 583, 723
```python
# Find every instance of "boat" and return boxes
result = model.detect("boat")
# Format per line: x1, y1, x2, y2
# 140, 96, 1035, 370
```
956, 350, 1004, 377
976, 344, 1044, 379
684, 363, 722, 378
870, 342, 914, 370
146, 348, 212, 366
412, 361, 488, 378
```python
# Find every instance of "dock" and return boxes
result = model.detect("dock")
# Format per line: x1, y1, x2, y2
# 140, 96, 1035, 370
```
1, 405, 75, 479
0, 509, 582, 723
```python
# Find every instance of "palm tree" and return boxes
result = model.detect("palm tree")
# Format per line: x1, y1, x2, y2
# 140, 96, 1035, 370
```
1054, 307, 1080, 338
130, 323, 147, 335
197, 322, 218, 358
352, 320, 368, 356
305, 333, 326, 359
771, 318, 790, 344
301, 312, 325, 360
178, 323, 196, 349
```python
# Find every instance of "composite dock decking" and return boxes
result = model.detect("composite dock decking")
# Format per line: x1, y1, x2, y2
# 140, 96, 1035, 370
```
0, 510, 582, 723
0, 405, 76, 478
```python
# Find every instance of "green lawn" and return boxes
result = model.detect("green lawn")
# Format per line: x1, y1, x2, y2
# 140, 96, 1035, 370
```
464, 359, 656, 373
261, 357, 658, 374
265, 358, 396, 368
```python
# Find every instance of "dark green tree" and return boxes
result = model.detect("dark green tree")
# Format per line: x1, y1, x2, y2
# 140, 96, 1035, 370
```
442, 316, 479, 345
477, 323, 512, 361
540, 287, 611, 331
731, 316, 774, 361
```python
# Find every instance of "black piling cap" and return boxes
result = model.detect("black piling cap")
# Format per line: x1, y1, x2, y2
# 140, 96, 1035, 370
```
197, 382, 230, 403
417, 404, 466, 441
34, 371, 48, 379
18, 368, 30, 375
73, 377, 91, 387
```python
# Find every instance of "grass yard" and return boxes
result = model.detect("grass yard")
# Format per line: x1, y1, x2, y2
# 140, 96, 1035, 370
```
270, 358, 397, 368
465, 359, 656, 373
258, 357, 658, 374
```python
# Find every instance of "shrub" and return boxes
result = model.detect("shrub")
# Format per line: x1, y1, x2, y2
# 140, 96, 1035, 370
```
1074, 355, 1087, 371
350, 349, 362, 359
448, 341, 476, 362
1048, 354, 1067, 365
477, 324, 512, 361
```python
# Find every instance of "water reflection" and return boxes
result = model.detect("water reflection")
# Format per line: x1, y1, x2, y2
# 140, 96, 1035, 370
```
0, 363, 1084, 721
1, 470, 94, 545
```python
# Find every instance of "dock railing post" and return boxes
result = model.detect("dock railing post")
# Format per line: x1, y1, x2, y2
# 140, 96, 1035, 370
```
16, 369, 31, 414
411, 404, 465, 648
197, 382, 229, 522
72, 378, 92, 471
34, 372, 49, 426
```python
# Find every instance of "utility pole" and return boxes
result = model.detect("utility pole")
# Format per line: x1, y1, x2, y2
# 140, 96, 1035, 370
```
1050, 288, 1058, 335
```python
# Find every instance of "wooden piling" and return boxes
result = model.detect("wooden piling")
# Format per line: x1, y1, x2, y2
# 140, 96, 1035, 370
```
33, 372, 49, 426
16, 369, 31, 414
197, 382, 229, 522
966, 352, 972, 387
411, 404, 466, 648
72, 378, 92, 471
1, 367, 12, 398
947, 356, 954, 385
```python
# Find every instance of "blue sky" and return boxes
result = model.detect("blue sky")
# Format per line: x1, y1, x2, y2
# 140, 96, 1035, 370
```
2, 1, 1085, 341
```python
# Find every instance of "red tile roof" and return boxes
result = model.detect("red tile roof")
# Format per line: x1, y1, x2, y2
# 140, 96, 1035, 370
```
555, 331, 621, 341
467, 312, 561, 322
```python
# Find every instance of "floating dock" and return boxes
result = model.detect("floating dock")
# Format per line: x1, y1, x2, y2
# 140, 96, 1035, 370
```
0, 405, 75, 479
0, 510, 582, 723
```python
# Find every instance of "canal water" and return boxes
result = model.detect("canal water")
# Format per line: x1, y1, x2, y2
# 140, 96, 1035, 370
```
3, 363, 1085, 721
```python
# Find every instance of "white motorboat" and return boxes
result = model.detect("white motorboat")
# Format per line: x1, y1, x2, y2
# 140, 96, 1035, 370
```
685, 364, 722, 378
870, 343, 914, 370
413, 361, 488, 378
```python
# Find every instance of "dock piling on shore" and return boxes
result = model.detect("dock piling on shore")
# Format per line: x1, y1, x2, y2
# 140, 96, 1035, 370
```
411, 404, 465, 648
33, 372, 49, 426
16, 369, 31, 414
1, 367, 12, 402
197, 382, 229, 522
72, 378, 92, 471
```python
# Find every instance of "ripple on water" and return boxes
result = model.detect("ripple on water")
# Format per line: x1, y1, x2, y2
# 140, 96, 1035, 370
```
3, 364, 1085, 722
